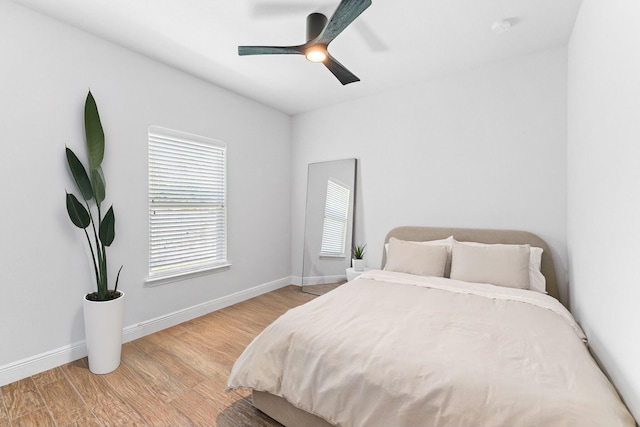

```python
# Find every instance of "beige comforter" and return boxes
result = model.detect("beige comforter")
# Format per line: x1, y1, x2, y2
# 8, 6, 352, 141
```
227, 270, 634, 427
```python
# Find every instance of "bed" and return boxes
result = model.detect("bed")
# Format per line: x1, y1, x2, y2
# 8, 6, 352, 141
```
227, 226, 635, 427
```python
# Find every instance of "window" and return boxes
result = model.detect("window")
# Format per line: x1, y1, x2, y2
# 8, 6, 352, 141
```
147, 126, 228, 284
320, 178, 351, 257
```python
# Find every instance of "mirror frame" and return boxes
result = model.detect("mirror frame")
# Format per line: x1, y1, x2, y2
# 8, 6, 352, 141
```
301, 158, 357, 295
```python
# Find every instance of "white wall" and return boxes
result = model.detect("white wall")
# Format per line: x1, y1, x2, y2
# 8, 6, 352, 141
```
567, 0, 640, 419
0, 1, 291, 380
292, 48, 569, 301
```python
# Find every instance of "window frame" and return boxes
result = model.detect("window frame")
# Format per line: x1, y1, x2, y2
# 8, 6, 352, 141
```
145, 126, 230, 286
319, 177, 351, 258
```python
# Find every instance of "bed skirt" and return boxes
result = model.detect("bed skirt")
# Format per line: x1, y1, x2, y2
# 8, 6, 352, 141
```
253, 391, 336, 427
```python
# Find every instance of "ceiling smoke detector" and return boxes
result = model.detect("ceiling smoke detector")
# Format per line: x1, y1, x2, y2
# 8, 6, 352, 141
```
491, 19, 512, 34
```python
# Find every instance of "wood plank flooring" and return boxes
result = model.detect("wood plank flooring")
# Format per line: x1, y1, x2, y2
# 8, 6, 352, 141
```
0, 285, 315, 427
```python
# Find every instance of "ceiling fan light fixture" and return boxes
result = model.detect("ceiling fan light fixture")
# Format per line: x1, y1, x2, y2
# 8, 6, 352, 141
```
305, 45, 327, 63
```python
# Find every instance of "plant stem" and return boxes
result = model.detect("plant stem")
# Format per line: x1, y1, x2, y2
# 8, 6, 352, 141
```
85, 200, 106, 299
83, 228, 100, 290
101, 242, 108, 296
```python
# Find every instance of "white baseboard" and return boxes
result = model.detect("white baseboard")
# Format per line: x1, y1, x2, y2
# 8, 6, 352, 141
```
121, 276, 291, 342
0, 276, 292, 387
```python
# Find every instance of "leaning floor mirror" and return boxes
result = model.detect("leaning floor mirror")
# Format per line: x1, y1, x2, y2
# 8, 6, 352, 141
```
301, 158, 357, 295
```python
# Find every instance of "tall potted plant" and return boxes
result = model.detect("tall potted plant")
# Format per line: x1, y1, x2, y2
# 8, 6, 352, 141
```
65, 90, 124, 374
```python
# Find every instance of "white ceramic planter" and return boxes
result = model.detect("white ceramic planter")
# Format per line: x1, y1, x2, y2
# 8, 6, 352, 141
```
83, 291, 125, 374
352, 258, 365, 272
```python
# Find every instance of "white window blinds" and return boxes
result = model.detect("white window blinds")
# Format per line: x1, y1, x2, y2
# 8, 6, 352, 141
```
320, 178, 350, 257
148, 126, 227, 280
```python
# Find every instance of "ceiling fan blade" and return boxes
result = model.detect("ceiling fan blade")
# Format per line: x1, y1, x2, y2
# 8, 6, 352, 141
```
323, 54, 360, 85
316, 0, 372, 45
238, 45, 305, 56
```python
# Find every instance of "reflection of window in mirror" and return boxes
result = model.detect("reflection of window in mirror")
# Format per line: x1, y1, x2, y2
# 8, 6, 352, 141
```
320, 178, 350, 257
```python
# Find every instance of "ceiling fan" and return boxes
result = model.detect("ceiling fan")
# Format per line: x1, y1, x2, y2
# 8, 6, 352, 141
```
238, 0, 372, 85
251, 2, 387, 52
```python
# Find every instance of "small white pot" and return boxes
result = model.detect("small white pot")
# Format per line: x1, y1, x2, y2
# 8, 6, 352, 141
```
83, 291, 125, 374
352, 258, 365, 272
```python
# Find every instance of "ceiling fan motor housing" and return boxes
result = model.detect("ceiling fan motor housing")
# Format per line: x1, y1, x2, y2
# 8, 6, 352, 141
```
307, 13, 328, 42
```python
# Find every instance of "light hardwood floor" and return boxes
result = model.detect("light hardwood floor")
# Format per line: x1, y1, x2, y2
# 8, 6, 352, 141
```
0, 285, 315, 427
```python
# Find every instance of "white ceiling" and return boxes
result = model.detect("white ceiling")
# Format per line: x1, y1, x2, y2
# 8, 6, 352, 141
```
10, 0, 582, 115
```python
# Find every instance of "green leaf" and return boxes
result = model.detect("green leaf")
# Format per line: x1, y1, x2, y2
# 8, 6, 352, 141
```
352, 243, 366, 259
114, 265, 123, 293
84, 91, 104, 171
91, 167, 106, 205
66, 192, 90, 228
99, 205, 116, 246
65, 147, 94, 201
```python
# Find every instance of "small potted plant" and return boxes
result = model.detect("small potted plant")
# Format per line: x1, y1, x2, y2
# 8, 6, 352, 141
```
65, 90, 124, 374
352, 243, 366, 272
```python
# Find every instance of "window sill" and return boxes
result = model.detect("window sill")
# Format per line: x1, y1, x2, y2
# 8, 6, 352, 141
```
145, 263, 231, 287
320, 255, 346, 260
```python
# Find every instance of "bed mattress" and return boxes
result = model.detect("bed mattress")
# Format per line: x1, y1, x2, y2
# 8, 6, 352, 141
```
228, 270, 634, 427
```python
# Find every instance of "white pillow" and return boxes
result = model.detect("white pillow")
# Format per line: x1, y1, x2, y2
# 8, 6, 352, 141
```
527, 247, 546, 294
385, 237, 449, 277
385, 236, 454, 276
450, 243, 531, 289
456, 240, 546, 293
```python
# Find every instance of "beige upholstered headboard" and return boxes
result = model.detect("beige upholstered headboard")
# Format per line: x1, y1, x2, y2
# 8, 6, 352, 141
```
381, 226, 559, 302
